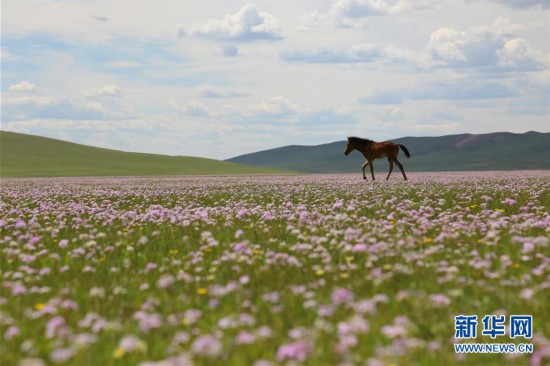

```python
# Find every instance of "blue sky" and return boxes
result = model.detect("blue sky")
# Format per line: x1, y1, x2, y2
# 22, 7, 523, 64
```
1, 0, 549, 159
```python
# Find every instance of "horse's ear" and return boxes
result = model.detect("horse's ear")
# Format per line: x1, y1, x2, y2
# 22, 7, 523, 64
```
347, 136, 350, 141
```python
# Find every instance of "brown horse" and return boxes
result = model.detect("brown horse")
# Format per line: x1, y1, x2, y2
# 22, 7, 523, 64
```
344, 136, 411, 181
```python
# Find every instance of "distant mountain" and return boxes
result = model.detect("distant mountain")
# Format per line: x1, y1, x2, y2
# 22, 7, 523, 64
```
226, 131, 550, 172
0, 131, 291, 177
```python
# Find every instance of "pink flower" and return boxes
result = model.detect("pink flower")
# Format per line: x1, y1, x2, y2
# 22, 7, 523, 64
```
119, 335, 147, 352
332, 200, 344, 210
15, 220, 27, 229
331, 288, 354, 306
276, 340, 312, 362
46, 316, 66, 339
4, 326, 20, 340
381, 324, 408, 339
191, 334, 222, 357
156, 274, 175, 289
351, 243, 367, 252
429, 294, 451, 307
235, 331, 256, 345
144, 263, 158, 273
11, 283, 27, 296
50, 347, 74, 363
502, 198, 517, 206
132, 311, 162, 332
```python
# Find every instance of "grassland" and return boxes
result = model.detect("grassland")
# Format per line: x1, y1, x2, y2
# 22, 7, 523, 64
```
1, 172, 549, 365
0, 131, 289, 177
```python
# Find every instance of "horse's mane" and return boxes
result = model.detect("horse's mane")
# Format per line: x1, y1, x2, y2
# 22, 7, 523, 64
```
348, 136, 375, 147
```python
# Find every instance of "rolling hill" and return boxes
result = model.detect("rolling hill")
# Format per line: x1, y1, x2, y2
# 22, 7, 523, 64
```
227, 131, 550, 173
0, 131, 290, 177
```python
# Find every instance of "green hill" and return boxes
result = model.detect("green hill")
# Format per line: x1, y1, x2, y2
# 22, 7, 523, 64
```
0, 131, 290, 177
227, 131, 550, 172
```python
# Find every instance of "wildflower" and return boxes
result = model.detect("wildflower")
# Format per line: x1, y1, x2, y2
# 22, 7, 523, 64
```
46, 316, 66, 339
332, 288, 354, 306
183, 309, 202, 325
429, 294, 451, 307
197, 288, 208, 295
50, 347, 74, 363
133, 311, 162, 332
156, 274, 175, 289
11, 283, 27, 295
144, 263, 158, 273
520, 288, 535, 300
381, 324, 408, 339
191, 334, 222, 357
502, 198, 517, 206
118, 335, 147, 353
351, 243, 367, 252
332, 200, 344, 210
15, 220, 27, 229
235, 330, 256, 345
113, 347, 125, 359
276, 340, 312, 362
4, 326, 20, 340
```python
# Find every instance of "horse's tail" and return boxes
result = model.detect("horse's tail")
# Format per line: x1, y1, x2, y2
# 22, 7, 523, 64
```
398, 144, 411, 158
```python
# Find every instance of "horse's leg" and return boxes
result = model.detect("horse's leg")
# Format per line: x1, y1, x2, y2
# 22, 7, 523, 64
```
361, 161, 368, 180
394, 158, 407, 181
386, 157, 394, 180
369, 158, 375, 181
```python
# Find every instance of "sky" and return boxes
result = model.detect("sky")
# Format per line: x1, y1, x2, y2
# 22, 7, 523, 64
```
1, 0, 549, 160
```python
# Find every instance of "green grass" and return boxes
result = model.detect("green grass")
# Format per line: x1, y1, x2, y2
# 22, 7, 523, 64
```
0, 131, 292, 177
1, 173, 548, 365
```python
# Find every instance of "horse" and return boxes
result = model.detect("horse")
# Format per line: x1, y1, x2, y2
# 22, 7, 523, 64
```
344, 136, 411, 181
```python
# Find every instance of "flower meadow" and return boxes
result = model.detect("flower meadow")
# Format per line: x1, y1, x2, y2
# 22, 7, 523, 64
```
1, 172, 549, 366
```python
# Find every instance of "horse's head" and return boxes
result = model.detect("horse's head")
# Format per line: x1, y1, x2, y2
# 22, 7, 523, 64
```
344, 136, 354, 156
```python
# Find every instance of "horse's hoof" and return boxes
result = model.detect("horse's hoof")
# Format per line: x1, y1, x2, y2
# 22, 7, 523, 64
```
363, 177, 366, 180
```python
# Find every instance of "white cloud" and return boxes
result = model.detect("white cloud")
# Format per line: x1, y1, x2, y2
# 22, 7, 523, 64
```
179, 4, 283, 42
281, 43, 383, 64
9, 80, 37, 92
287, 17, 547, 73
2, 86, 134, 122
299, 0, 437, 30
498, 38, 541, 69
85, 85, 123, 99
171, 100, 214, 117
248, 96, 302, 117
359, 78, 519, 105
485, 0, 549, 9
1, 96, 105, 121
427, 18, 546, 71
196, 86, 248, 99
